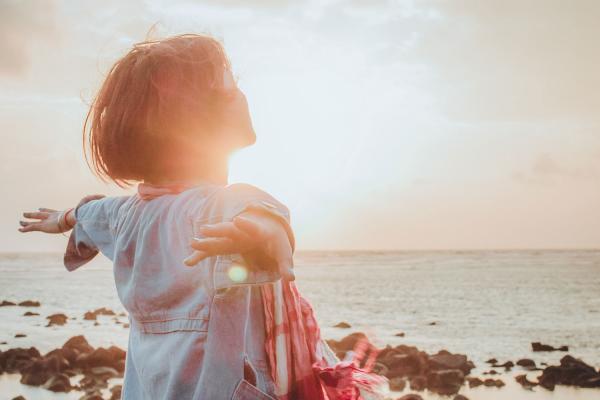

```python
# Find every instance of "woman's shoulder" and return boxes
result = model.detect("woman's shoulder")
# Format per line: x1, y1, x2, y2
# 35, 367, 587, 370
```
208, 182, 290, 220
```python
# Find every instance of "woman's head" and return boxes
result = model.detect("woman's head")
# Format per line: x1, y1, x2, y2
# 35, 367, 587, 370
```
84, 34, 255, 186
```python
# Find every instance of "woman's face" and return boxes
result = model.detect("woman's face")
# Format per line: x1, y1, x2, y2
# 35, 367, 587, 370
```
218, 69, 256, 149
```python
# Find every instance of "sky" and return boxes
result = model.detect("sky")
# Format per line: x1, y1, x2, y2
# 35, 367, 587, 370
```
0, 0, 598, 252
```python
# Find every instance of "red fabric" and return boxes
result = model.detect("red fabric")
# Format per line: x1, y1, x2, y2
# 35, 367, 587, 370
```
262, 282, 386, 400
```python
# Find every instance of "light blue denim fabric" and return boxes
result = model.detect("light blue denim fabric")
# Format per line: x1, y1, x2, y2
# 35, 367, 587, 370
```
64, 183, 291, 399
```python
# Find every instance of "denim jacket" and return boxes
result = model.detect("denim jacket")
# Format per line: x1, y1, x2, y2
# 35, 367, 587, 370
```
64, 183, 292, 399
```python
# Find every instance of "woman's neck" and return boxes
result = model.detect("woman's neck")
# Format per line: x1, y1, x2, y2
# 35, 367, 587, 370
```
146, 153, 230, 186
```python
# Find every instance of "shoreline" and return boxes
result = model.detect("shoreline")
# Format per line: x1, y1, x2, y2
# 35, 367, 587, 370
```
1, 301, 599, 400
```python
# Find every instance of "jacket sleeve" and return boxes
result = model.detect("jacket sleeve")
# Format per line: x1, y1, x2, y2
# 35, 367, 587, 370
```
198, 183, 295, 291
64, 196, 128, 271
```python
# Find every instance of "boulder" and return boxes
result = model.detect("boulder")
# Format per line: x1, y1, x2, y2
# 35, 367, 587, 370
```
46, 314, 68, 327
23, 312, 39, 317
516, 358, 537, 369
485, 358, 498, 364
409, 375, 427, 391
538, 355, 600, 390
483, 378, 505, 388
395, 332, 406, 337
42, 373, 72, 392
83, 312, 97, 321
110, 384, 123, 400
333, 322, 351, 328
426, 369, 464, 395
0, 347, 41, 373
466, 377, 483, 388
15, 333, 27, 338
389, 377, 407, 391
515, 373, 538, 389
18, 301, 40, 307
532, 342, 568, 352
0, 300, 16, 306
453, 395, 469, 400
428, 351, 474, 375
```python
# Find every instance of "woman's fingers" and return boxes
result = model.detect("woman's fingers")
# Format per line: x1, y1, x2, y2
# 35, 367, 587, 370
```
18, 222, 40, 233
233, 216, 264, 238
198, 222, 238, 238
183, 250, 208, 267
22, 211, 49, 220
190, 237, 237, 255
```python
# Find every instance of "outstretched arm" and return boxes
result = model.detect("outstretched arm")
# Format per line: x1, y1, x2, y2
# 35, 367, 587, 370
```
19, 195, 105, 235
186, 211, 295, 281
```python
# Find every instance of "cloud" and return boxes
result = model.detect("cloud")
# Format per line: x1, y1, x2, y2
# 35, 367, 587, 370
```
513, 152, 600, 184
405, 0, 600, 122
0, 0, 58, 76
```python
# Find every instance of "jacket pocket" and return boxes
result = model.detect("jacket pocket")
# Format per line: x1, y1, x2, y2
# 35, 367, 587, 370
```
231, 379, 276, 400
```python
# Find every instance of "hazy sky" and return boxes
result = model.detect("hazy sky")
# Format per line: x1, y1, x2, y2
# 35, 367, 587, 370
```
1, 0, 598, 252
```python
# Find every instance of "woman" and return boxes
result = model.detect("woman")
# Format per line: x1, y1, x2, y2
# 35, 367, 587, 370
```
19, 34, 384, 399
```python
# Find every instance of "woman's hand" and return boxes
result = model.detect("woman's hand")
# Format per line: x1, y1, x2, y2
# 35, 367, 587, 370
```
186, 212, 295, 281
19, 208, 67, 234
19, 194, 105, 234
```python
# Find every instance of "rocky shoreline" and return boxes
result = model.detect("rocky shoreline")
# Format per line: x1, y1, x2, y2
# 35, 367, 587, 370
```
1, 301, 600, 400
326, 329, 600, 400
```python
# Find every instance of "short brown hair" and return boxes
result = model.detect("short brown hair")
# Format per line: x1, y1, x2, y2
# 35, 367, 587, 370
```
84, 34, 232, 186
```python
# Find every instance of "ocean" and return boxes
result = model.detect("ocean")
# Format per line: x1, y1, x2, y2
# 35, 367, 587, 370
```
1, 250, 599, 399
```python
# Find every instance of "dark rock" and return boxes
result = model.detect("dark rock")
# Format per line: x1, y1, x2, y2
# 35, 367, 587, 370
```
372, 362, 389, 376
123, 323, 130, 328
46, 314, 68, 327
538, 355, 600, 390
397, 394, 423, 400
516, 358, 537, 369
532, 342, 569, 352
0, 341, 7, 344
453, 395, 469, 400
515, 374, 538, 389
389, 377, 407, 391
483, 378, 505, 388
83, 312, 97, 321
426, 369, 464, 395
76, 346, 126, 372
491, 360, 514, 370
42, 373, 72, 392
483, 370, 498, 375
466, 377, 483, 388
23, 311, 39, 316
1, 347, 41, 373
79, 374, 110, 391
395, 332, 405, 337
428, 322, 437, 326
18, 301, 41, 307
63, 335, 94, 354
20, 352, 70, 386
428, 351, 474, 375
118, 312, 127, 317
15, 333, 26, 338
11, 396, 26, 400
110, 384, 123, 400
93, 307, 116, 316
385, 352, 426, 379
486, 358, 498, 364
409, 375, 427, 391
1, 300, 17, 306
93, 321, 100, 326
334, 322, 351, 329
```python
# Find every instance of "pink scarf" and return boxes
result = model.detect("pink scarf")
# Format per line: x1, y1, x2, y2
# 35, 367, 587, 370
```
137, 183, 386, 400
